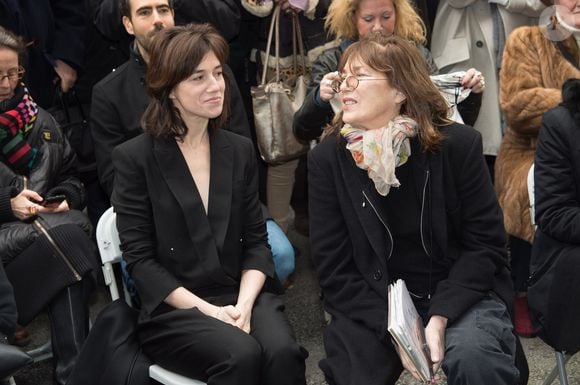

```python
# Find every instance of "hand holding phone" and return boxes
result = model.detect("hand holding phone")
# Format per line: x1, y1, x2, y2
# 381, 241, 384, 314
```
42, 195, 67, 206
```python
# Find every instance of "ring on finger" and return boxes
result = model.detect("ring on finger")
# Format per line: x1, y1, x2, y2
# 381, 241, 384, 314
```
28, 205, 37, 216
479, 78, 486, 88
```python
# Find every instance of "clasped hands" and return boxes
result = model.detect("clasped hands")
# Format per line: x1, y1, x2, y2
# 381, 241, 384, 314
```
214, 301, 253, 334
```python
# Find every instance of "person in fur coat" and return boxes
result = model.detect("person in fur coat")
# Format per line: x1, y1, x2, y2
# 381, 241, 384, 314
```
495, 0, 580, 336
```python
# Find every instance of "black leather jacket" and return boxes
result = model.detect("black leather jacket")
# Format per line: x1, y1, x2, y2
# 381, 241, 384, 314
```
0, 106, 88, 263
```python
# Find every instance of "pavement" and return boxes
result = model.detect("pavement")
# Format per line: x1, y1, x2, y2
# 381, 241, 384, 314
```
10, 225, 580, 385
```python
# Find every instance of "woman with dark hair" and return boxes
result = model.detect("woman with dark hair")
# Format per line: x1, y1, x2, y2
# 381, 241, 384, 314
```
111, 23, 306, 385
308, 35, 518, 385
0, 26, 95, 385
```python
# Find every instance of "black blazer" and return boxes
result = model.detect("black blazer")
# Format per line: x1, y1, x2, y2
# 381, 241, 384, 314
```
308, 122, 512, 339
111, 129, 274, 316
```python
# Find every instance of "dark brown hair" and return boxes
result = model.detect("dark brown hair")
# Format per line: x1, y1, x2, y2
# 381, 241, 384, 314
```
120, 0, 174, 19
0, 26, 26, 64
324, 34, 451, 153
142, 23, 230, 139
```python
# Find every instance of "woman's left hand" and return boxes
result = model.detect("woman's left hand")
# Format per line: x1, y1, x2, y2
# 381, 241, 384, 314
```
425, 315, 448, 380
461, 68, 486, 94
234, 302, 253, 334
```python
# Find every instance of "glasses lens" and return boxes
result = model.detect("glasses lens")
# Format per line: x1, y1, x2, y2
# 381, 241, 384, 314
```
345, 76, 359, 90
330, 79, 342, 93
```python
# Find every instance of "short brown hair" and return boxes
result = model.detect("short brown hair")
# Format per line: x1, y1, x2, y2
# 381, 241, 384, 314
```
324, 35, 451, 152
142, 23, 230, 139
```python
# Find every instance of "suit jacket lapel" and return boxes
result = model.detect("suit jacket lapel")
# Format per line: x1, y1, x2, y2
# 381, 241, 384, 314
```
207, 129, 233, 255
337, 141, 389, 263
153, 137, 232, 284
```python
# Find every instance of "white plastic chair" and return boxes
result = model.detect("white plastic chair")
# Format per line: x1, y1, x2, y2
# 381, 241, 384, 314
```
527, 163, 572, 385
96, 206, 207, 385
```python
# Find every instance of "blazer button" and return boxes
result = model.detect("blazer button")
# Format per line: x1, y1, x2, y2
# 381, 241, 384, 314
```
476, 40, 484, 48
373, 270, 383, 281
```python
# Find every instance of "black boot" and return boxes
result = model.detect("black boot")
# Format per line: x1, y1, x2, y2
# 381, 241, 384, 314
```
48, 280, 91, 385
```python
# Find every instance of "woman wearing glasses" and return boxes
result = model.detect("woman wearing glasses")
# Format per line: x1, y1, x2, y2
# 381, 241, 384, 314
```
293, 0, 486, 142
308, 35, 519, 385
0, 26, 95, 385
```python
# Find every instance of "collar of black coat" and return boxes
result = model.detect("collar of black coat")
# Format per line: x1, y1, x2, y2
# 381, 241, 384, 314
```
561, 78, 580, 122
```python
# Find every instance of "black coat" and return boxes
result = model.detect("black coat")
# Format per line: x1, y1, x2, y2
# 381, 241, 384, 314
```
529, 79, 580, 352
91, 47, 251, 197
0, 188, 17, 336
0, 0, 87, 107
308, 122, 512, 341
111, 129, 274, 317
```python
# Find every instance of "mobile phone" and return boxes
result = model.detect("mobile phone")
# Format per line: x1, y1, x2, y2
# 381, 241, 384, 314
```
42, 195, 66, 205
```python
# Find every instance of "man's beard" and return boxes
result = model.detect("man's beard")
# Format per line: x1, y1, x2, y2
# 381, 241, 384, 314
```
138, 24, 165, 55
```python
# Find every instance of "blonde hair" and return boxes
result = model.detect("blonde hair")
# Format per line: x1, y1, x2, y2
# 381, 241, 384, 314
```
325, 0, 426, 44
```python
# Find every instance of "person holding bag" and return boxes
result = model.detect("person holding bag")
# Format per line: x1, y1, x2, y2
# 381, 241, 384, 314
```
0, 26, 95, 385
243, 0, 333, 233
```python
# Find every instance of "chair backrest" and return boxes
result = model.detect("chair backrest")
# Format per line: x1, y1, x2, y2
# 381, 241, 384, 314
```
527, 163, 536, 228
96, 206, 123, 301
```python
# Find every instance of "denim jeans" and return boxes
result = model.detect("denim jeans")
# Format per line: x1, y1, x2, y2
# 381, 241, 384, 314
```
266, 219, 295, 281
442, 294, 519, 385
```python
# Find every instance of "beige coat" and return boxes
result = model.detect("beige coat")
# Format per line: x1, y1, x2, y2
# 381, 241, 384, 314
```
431, 0, 544, 156
496, 25, 580, 243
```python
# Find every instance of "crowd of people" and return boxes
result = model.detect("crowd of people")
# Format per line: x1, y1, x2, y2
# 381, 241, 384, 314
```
1, 0, 579, 384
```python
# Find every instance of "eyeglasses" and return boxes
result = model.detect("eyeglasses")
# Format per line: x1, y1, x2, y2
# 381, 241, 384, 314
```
331, 75, 390, 93
0, 67, 25, 82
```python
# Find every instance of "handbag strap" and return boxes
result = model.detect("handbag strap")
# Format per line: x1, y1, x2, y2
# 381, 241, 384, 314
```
291, 12, 307, 76
261, 4, 282, 85
260, 5, 308, 85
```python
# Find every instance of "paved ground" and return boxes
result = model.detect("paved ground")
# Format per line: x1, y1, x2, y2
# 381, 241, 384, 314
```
10, 226, 580, 385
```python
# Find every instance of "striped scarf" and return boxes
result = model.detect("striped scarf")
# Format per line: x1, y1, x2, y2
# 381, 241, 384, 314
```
0, 86, 39, 174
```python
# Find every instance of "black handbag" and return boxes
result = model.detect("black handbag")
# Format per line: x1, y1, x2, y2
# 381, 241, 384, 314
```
49, 88, 96, 174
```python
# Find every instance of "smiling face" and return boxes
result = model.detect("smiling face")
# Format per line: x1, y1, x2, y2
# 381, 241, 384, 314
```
356, 0, 396, 39
0, 47, 19, 102
169, 51, 225, 124
557, 0, 580, 29
339, 56, 405, 130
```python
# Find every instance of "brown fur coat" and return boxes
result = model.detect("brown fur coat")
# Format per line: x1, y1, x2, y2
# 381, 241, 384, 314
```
496, 24, 580, 243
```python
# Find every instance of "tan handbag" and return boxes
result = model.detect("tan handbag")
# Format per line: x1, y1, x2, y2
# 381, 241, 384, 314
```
251, 4, 309, 165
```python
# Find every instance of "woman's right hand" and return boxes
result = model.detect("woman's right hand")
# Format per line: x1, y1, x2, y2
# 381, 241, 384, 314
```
10, 189, 44, 220
319, 71, 342, 103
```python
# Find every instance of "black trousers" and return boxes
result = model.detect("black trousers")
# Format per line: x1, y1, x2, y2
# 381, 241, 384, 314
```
138, 292, 307, 385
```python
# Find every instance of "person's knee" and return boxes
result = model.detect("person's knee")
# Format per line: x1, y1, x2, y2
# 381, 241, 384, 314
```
266, 219, 295, 281
444, 331, 518, 384
224, 335, 262, 376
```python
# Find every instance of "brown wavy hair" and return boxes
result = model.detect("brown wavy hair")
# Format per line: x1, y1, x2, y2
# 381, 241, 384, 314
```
141, 23, 230, 140
323, 35, 451, 153
325, 0, 426, 44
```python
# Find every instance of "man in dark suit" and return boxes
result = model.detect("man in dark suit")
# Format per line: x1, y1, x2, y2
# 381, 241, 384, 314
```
91, 0, 250, 200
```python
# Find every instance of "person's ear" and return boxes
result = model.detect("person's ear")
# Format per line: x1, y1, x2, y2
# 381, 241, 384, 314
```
395, 91, 406, 104
122, 16, 135, 36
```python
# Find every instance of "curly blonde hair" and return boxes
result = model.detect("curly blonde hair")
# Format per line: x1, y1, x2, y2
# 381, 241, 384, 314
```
325, 0, 426, 44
